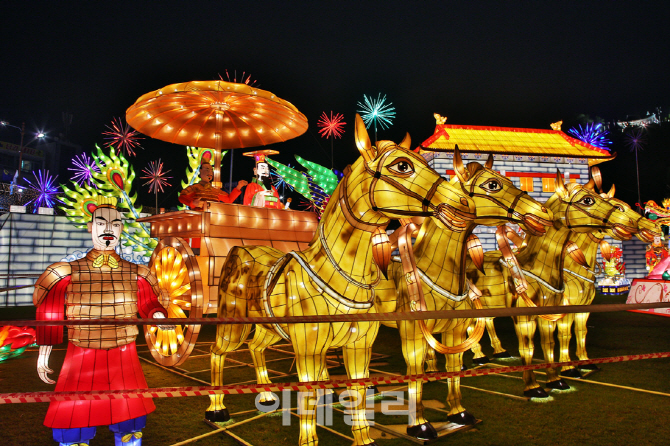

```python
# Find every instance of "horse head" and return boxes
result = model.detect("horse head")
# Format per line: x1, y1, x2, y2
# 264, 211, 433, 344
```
548, 170, 637, 240
342, 114, 476, 231
451, 147, 552, 234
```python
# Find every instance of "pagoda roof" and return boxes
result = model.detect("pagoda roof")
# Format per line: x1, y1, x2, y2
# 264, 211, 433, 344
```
418, 123, 615, 166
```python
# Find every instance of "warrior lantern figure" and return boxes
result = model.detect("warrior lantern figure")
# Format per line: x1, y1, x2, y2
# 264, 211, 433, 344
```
179, 161, 248, 210
242, 151, 283, 208
33, 196, 171, 446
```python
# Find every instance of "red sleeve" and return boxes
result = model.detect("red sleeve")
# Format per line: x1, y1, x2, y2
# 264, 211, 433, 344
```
137, 276, 168, 318
218, 187, 241, 204
243, 182, 260, 205
179, 191, 195, 207
36, 276, 71, 345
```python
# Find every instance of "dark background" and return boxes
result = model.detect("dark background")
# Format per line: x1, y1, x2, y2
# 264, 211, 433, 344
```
1, 1, 669, 210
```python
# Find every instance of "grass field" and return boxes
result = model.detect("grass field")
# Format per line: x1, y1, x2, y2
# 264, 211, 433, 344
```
1, 294, 669, 445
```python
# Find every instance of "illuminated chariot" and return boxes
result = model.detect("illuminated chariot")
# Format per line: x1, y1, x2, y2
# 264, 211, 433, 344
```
127, 79, 315, 366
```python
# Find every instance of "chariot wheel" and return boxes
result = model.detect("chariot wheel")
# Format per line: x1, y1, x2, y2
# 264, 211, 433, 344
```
144, 236, 204, 367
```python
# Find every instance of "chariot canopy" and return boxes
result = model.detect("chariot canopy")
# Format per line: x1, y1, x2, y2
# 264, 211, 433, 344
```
126, 80, 308, 187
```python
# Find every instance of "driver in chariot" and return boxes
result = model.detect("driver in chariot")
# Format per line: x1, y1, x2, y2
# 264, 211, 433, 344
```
179, 161, 248, 210
242, 150, 283, 209
33, 196, 172, 446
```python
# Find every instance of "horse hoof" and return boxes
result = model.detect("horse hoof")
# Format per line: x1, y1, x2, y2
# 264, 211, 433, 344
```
472, 356, 489, 365
579, 364, 601, 371
546, 379, 570, 390
493, 351, 512, 359
447, 410, 477, 426
318, 392, 337, 406
205, 409, 230, 422
524, 387, 549, 398
560, 368, 583, 379
407, 422, 438, 440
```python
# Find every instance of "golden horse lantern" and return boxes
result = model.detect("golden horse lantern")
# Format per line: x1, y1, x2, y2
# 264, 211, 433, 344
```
466, 171, 640, 398
556, 170, 661, 377
374, 148, 553, 439
208, 115, 475, 446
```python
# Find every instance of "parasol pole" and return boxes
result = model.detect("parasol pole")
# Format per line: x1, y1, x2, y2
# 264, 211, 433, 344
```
228, 149, 234, 194
213, 110, 224, 189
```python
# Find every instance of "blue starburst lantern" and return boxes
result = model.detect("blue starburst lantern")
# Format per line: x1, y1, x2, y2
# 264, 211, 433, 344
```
24, 170, 60, 212
568, 123, 612, 150
357, 93, 396, 142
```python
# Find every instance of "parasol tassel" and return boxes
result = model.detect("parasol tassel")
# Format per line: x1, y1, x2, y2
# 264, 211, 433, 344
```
467, 234, 485, 274
600, 239, 612, 262
372, 227, 392, 279
566, 241, 590, 268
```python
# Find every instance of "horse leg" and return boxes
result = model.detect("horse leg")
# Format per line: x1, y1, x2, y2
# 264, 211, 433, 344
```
469, 321, 488, 364
399, 321, 436, 440
207, 322, 253, 422
249, 326, 283, 406
443, 319, 477, 425
513, 316, 548, 398
557, 313, 581, 377
574, 312, 599, 370
342, 322, 380, 446
486, 318, 510, 357
538, 318, 569, 390
424, 346, 440, 372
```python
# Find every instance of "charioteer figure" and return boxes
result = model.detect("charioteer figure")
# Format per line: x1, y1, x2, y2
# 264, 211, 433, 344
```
179, 161, 248, 210
242, 150, 283, 209
33, 196, 172, 446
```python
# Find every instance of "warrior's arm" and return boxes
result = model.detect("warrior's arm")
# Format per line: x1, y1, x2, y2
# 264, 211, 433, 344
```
137, 265, 168, 318
33, 265, 71, 385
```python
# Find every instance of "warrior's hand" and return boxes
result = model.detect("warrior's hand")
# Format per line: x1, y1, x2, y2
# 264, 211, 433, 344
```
236, 180, 248, 190
37, 345, 55, 384
153, 312, 175, 330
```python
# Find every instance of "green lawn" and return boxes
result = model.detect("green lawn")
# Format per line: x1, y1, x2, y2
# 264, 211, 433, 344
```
1, 294, 669, 445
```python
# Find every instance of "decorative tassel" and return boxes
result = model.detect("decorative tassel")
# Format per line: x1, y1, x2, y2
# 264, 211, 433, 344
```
566, 241, 590, 268
371, 228, 392, 279
467, 234, 484, 273
600, 239, 612, 262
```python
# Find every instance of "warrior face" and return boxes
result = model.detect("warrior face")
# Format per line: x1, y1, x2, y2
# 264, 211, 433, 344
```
199, 163, 214, 183
87, 206, 123, 251
255, 162, 270, 179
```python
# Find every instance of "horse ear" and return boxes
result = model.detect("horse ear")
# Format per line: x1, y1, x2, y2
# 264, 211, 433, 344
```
607, 183, 616, 199
399, 133, 411, 150
355, 114, 375, 162
554, 170, 568, 198
484, 154, 494, 169
591, 166, 603, 193
453, 145, 470, 182
584, 177, 596, 191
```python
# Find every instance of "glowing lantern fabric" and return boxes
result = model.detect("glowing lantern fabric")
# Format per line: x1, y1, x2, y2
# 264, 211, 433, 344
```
125, 80, 308, 150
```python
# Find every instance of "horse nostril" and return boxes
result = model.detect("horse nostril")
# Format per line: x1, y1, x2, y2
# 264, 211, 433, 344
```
541, 207, 547, 213
460, 197, 469, 206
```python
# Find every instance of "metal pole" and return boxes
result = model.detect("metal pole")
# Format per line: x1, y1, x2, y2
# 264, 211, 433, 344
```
228, 149, 234, 193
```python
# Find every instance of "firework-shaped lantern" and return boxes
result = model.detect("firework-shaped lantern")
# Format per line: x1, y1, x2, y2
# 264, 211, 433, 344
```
317, 111, 346, 169
103, 117, 144, 157
357, 93, 395, 143
141, 159, 172, 213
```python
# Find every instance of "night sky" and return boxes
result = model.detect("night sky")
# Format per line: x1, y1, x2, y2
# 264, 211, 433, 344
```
2, 1, 669, 209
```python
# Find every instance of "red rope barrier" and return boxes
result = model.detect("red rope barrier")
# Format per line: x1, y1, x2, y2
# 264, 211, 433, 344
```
2, 352, 669, 404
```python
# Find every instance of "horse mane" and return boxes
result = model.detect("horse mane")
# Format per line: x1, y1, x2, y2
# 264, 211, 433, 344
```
376, 140, 397, 152
466, 162, 485, 176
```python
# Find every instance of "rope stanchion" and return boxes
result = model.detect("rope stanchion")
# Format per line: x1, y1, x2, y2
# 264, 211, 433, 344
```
2, 351, 669, 404
2, 301, 669, 327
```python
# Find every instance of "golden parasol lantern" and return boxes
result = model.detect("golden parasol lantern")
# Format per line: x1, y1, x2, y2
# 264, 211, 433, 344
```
126, 80, 308, 189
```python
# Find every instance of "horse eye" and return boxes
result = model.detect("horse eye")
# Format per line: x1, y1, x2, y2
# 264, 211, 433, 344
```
580, 196, 595, 206
480, 180, 502, 192
388, 159, 414, 175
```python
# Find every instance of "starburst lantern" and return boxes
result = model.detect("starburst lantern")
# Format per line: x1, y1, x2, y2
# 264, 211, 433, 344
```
141, 159, 172, 212
103, 117, 144, 157
24, 170, 60, 211
568, 123, 612, 150
357, 93, 395, 142
317, 111, 346, 168
68, 153, 100, 187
